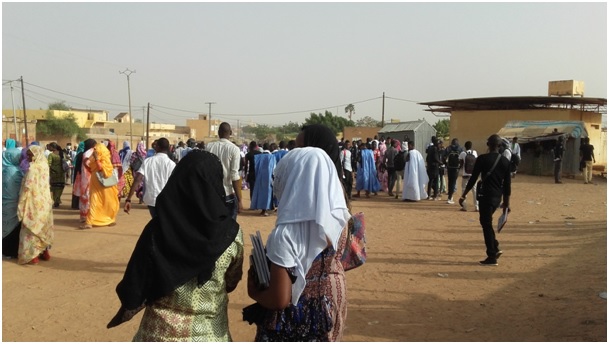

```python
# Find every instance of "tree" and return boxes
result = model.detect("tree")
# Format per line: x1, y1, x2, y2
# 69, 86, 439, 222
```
37, 107, 87, 141
433, 119, 450, 139
304, 111, 355, 135
355, 116, 382, 127
344, 104, 355, 120
48, 101, 71, 111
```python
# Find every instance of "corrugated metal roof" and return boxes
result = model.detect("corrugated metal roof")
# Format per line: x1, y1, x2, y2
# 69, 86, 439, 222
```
419, 96, 607, 113
497, 120, 588, 143
378, 120, 427, 133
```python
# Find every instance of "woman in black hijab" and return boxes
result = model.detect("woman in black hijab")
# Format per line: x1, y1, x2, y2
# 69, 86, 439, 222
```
107, 150, 243, 341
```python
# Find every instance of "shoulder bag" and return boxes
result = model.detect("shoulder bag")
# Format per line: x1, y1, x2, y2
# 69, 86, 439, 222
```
341, 212, 367, 271
476, 154, 502, 201
96, 170, 119, 187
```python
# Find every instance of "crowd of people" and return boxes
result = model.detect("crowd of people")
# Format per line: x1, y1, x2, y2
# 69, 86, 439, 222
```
2, 123, 598, 340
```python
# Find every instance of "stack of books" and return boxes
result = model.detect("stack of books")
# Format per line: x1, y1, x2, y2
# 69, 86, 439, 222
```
250, 230, 270, 289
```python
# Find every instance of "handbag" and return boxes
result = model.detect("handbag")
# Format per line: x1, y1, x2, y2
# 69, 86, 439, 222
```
96, 170, 118, 187
341, 212, 367, 271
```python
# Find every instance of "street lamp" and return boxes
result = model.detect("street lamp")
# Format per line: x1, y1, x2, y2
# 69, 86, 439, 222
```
119, 68, 136, 148
205, 102, 215, 138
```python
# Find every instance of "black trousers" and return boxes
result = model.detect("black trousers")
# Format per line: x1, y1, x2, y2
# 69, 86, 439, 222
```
447, 168, 459, 199
554, 160, 562, 182
478, 202, 500, 258
343, 169, 353, 199
427, 167, 439, 198
387, 167, 397, 194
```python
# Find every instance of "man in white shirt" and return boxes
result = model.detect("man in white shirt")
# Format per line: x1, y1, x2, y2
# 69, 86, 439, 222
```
205, 122, 243, 220
124, 137, 176, 218
510, 136, 521, 177
459, 141, 478, 211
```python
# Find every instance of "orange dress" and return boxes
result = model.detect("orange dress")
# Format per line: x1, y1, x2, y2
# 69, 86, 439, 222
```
86, 143, 119, 226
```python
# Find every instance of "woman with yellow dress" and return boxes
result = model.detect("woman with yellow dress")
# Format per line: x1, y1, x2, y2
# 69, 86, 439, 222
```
80, 142, 119, 229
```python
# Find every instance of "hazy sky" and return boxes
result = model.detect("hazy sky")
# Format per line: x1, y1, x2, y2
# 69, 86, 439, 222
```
2, 2, 607, 128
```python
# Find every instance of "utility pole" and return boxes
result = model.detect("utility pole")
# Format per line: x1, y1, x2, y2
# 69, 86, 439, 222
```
205, 102, 216, 138
9, 81, 18, 142
142, 106, 146, 139
146, 102, 151, 149
20, 76, 29, 146
381, 92, 385, 128
119, 68, 136, 148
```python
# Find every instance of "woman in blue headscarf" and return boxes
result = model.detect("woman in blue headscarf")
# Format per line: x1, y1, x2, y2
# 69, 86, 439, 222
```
2, 148, 24, 258
5, 138, 16, 150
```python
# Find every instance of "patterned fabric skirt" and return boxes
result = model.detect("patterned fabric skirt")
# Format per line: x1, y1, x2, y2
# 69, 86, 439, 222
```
252, 232, 347, 342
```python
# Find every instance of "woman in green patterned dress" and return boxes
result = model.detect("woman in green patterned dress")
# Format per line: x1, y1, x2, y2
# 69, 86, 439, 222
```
107, 150, 243, 341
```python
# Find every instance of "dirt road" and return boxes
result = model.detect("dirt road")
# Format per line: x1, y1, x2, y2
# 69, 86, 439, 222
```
2, 173, 606, 341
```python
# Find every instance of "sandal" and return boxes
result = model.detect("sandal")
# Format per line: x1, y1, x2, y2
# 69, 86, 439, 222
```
79, 224, 92, 230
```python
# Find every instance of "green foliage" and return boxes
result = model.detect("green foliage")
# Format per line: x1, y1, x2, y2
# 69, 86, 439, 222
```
48, 101, 71, 111
355, 116, 382, 127
433, 119, 450, 138
37, 111, 87, 141
304, 111, 355, 135
344, 104, 355, 120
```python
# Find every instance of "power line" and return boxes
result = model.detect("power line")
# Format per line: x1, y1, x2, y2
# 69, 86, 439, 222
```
22, 81, 129, 107
385, 96, 420, 103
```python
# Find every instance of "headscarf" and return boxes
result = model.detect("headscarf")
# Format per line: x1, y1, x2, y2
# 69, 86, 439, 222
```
17, 145, 53, 234
2, 148, 23, 238
299, 124, 343, 179
108, 150, 239, 328
19, 141, 40, 173
119, 141, 132, 171
131, 141, 146, 163
5, 139, 16, 149
107, 140, 123, 174
267, 147, 351, 305
91, 143, 114, 179
74, 140, 95, 179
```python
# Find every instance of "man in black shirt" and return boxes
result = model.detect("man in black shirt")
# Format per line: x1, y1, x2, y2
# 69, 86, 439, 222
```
459, 134, 511, 266
426, 137, 441, 200
553, 136, 565, 183
580, 137, 596, 184
244, 141, 261, 200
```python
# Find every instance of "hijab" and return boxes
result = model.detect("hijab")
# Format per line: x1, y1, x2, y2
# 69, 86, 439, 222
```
119, 141, 132, 170
2, 148, 23, 238
17, 145, 53, 234
108, 150, 239, 328
107, 140, 122, 171
266, 147, 351, 305
299, 124, 343, 179
5, 139, 16, 149
19, 141, 40, 173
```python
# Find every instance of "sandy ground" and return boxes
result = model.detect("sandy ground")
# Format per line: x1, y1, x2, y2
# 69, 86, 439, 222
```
2, 173, 607, 342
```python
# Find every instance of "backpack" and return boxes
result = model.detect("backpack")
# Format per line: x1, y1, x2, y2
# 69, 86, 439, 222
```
463, 151, 476, 174
447, 148, 460, 169
394, 151, 407, 171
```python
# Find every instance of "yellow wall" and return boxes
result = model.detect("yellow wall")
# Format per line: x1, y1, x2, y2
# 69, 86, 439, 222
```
449, 109, 605, 166
2, 109, 108, 128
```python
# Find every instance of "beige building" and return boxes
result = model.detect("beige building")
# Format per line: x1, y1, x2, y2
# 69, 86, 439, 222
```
186, 114, 222, 141
420, 96, 607, 173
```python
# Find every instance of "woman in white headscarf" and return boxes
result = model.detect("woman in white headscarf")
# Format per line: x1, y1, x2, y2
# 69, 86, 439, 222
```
246, 146, 351, 342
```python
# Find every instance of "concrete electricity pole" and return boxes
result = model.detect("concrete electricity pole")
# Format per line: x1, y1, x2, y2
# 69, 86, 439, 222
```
205, 102, 216, 137
119, 68, 136, 148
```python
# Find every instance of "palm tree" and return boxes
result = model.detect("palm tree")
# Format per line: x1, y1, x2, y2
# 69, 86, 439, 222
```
344, 104, 355, 120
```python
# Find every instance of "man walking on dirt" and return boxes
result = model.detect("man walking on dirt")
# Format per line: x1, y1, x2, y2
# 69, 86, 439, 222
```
459, 134, 511, 266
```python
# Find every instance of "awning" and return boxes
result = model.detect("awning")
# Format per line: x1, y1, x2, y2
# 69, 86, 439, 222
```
497, 120, 588, 144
